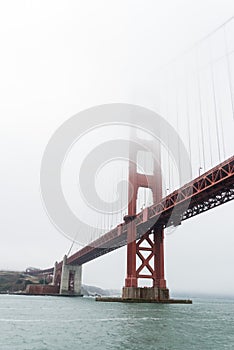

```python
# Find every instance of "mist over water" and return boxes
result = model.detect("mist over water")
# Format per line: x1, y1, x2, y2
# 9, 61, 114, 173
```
0, 295, 233, 350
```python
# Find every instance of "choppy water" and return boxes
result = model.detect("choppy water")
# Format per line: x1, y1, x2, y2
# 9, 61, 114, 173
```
0, 294, 234, 350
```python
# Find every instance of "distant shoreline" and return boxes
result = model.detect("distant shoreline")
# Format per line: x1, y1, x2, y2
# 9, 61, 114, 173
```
0, 271, 233, 299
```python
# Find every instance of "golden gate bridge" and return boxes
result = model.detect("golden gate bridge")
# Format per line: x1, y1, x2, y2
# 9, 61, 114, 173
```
27, 17, 234, 302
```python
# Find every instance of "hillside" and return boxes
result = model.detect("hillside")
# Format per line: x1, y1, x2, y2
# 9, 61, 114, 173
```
0, 271, 120, 296
0, 271, 42, 293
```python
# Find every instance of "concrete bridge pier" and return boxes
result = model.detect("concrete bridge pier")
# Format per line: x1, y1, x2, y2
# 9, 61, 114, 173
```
59, 255, 82, 296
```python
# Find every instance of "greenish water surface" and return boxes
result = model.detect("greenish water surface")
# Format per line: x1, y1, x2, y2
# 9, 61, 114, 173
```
0, 295, 233, 350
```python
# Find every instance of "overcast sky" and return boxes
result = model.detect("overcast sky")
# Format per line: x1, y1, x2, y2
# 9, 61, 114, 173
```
0, 0, 234, 296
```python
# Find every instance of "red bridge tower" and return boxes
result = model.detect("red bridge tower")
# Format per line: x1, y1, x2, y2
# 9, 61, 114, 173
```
122, 135, 169, 301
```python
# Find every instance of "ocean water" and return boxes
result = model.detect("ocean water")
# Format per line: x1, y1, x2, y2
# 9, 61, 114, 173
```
0, 295, 233, 350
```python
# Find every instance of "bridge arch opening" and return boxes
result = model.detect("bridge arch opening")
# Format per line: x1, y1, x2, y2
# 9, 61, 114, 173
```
136, 187, 153, 213
137, 150, 154, 175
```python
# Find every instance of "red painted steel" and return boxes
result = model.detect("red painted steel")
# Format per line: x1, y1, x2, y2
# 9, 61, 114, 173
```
26, 284, 59, 295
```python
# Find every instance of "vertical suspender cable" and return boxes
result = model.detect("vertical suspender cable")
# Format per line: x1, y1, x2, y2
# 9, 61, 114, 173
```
107, 183, 110, 230
175, 66, 181, 186
204, 83, 213, 166
107, 174, 109, 231
185, 64, 192, 167
209, 42, 221, 163
217, 96, 226, 159
120, 164, 123, 223
193, 55, 202, 173
224, 25, 234, 121
165, 70, 171, 192
196, 50, 206, 171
